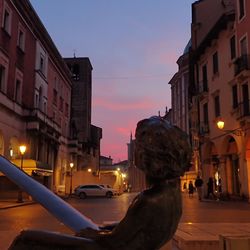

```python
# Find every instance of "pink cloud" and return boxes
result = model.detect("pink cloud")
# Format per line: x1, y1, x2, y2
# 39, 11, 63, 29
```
93, 96, 156, 111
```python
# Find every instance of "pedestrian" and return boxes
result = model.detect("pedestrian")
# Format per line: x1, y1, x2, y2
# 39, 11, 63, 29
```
188, 181, 194, 198
195, 175, 203, 201
206, 177, 216, 199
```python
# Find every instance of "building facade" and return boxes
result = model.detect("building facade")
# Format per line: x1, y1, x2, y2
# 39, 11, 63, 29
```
168, 40, 197, 191
0, 0, 102, 196
189, 0, 250, 200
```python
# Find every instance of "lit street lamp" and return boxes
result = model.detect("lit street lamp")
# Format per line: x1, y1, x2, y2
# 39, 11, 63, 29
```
17, 145, 26, 203
216, 119, 244, 136
69, 162, 74, 195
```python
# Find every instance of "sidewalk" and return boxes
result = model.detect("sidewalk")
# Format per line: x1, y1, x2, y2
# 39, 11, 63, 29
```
0, 191, 69, 210
0, 198, 36, 209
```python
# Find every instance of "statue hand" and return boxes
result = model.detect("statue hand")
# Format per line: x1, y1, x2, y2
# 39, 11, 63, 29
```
76, 228, 101, 240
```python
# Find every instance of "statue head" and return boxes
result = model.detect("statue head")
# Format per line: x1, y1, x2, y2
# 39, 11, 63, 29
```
135, 116, 191, 181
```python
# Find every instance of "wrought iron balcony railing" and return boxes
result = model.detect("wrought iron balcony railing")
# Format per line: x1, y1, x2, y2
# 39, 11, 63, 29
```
234, 54, 250, 76
237, 100, 250, 118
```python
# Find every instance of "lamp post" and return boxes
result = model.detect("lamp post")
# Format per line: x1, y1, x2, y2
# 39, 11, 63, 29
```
17, 145, 26, 203
69, 162, 74, 196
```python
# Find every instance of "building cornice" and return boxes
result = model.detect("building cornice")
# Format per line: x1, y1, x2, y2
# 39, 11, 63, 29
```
192, 13, 235, 61
12, 0, 72, 85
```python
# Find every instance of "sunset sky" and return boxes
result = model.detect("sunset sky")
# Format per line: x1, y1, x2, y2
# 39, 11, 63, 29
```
30, 0, 195, 162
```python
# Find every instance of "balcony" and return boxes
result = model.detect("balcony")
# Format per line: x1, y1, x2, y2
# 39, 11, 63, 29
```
234, 55, 250, 79
237, 100, 250, 119
26, 109, 61, 142
68, 139, 83, 156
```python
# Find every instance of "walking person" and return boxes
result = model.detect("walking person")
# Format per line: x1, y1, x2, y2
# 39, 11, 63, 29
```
195, 175, 203, 201
206, 177, 216, 199
188, 181, 194, 198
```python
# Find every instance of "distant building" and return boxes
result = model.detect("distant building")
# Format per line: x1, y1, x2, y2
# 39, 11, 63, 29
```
100, 155, 113, 169
64, 57, 102, 189
167, 39, 197, 191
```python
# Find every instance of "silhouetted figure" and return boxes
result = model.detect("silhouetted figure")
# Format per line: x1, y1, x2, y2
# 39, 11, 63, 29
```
188, 181, 194, 198
206, 177, 216, 199
10, 116, 191, 250
195, 175, 203, 201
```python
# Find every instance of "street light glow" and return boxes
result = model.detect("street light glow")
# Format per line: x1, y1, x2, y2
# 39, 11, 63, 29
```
70, 162, 74, 168
216, 120, 225, 130
19, 145, 26, 155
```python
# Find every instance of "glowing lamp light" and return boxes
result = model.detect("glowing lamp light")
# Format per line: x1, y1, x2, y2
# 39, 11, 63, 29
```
88, 168, 92, 173
217, 120, 225, 130
70, 162, 74, 168
19, 145, 26, 155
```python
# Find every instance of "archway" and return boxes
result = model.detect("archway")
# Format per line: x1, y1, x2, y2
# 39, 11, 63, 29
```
202, 141, 219, 177
221, 135, 240, 196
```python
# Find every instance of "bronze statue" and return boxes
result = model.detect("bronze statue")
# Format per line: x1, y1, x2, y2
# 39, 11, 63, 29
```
9, 116, 191, 250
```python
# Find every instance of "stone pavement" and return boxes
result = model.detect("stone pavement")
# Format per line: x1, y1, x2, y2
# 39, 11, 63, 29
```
173, 223, 250, 250
1, 198, 250, 250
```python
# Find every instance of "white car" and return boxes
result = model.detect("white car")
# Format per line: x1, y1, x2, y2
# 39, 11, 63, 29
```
74, 184, 116, 199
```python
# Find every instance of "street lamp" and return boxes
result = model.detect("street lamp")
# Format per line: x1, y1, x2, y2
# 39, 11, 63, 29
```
216, 119, 244, 136
17, 144, 26, 203
69, 162, 74, 195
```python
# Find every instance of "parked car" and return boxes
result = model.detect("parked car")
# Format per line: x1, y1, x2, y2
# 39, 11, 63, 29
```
74, 184, 116, 199
100, 184, 120, 196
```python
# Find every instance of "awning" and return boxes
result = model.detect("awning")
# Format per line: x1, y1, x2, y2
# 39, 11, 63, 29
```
10, 159, 53, 176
